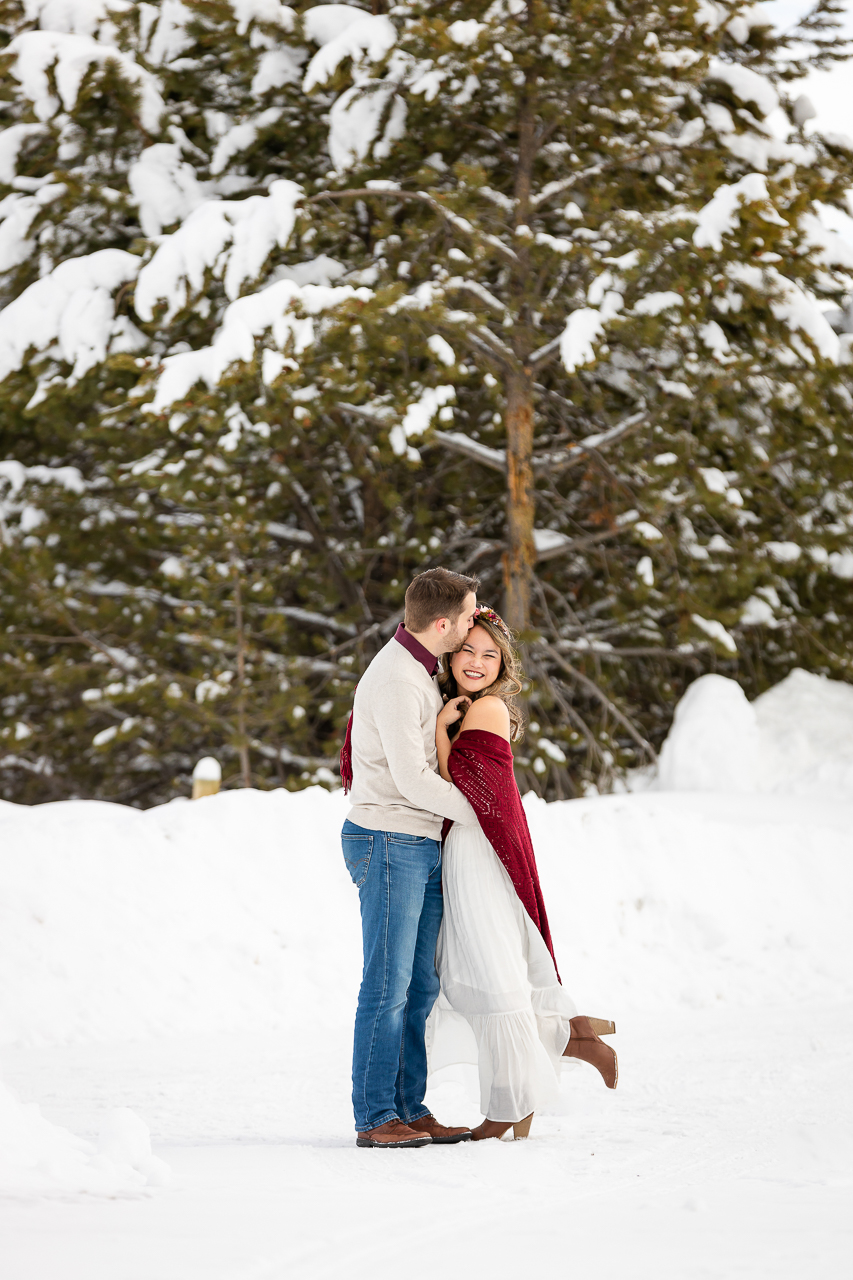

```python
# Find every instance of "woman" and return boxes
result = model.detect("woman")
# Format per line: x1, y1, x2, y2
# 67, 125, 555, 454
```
428, 604, 617, 1141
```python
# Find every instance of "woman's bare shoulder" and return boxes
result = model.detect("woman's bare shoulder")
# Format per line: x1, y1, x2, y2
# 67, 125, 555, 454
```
460, 695, 511, 740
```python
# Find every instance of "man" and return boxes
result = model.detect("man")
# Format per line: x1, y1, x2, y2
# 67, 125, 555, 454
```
341, 567, 480, 1148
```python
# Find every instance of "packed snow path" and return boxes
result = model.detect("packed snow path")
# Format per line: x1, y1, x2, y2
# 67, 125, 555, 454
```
1, 1002, 851, 1279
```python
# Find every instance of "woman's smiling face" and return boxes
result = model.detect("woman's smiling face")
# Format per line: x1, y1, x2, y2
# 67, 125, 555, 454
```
450, 624, 502, 694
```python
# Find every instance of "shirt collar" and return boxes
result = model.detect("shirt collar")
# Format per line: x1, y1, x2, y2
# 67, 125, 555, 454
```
393, 623, 439, 677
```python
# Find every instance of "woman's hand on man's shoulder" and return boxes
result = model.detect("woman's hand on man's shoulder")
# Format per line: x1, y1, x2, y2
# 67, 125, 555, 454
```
460, 695, 511, 740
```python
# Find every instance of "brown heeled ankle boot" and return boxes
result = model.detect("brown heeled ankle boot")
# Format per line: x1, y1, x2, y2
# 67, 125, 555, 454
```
471, 1113, 533, 1141
563, 1015, 618, 1089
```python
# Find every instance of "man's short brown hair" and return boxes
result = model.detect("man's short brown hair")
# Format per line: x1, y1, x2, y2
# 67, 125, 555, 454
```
404, 567, 480, 634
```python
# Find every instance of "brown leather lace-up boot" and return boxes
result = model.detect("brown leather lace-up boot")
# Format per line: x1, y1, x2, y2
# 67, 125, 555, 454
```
563, 1015, 618, 1088
356, 1119, 432, 1148
407, 1114, 473, 1144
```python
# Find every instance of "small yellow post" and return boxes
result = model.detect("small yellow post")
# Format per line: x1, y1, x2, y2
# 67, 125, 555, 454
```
192, 756, 221, 799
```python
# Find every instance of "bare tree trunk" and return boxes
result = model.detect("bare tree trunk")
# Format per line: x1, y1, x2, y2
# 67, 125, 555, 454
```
503, 86, 537, 634
503, 368, 536, 632
232, 563, 251, 788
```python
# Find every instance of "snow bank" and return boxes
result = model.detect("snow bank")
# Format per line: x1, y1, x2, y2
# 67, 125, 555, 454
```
0, 666, 850, 1202
0, 1079, 168, 1196
657, 674, 759, 792
1, 751, 851, 1054
655, 669, 853, 798
1, 673, 851, 1190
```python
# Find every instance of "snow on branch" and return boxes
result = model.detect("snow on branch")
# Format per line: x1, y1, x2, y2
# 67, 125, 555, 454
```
0, 249, 141, 383
431, 430, 506, 472
0, 123, 47, 185
692, 613, 738, 654
432, 409, 648, 477
144, 0, 195, 66
229, 1, 296, 38
728, 263, 840, 362
299, 8, 402, 170
22, 0, 128, 39
135, 180, 303, 323
693, 172, 786, 253
128, 143, 204, 239
559, 307, 607, 373
146, 279, 370, 412
328, 81, 407, 172
533, 410, 649, 473
7, 30, 165, 132
705, 57, 779, 119
266, 521, 314, 546
0, 461, 85, 495
269, 606, 355, 637
302, 13, 396, 93
0, 192, 46, 277
210, 108, 281, 175
446, 277, 508, 316
392, 386, 455, 457
308, 187, 518, 264
533, 529, 574, 560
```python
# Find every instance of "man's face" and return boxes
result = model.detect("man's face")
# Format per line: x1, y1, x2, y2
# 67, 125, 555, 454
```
444, 592, 478, 653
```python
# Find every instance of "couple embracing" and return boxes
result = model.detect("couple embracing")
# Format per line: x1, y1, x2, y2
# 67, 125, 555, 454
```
340, 567, 617, 1148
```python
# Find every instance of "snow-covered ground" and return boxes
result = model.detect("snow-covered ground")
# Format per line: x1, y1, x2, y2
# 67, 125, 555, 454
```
1, 671, 852, 1278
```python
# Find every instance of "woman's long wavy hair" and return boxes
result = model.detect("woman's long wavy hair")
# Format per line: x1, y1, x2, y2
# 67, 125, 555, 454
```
438, 612, 525, 742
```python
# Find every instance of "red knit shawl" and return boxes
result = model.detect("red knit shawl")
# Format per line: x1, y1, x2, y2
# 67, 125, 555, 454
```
447, 728, 560, 979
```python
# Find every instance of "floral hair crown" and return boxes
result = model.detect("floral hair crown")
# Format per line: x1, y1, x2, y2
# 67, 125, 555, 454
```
474, 604, 513, 640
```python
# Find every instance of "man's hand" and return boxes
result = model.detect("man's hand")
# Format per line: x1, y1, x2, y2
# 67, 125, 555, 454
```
437, 695, 471, 731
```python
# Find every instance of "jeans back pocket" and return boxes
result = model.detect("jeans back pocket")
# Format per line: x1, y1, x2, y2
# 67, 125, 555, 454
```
342, 831, 373, 887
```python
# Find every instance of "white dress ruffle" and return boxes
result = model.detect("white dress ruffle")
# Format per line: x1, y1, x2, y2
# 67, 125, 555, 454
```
427, 820, 577, 1122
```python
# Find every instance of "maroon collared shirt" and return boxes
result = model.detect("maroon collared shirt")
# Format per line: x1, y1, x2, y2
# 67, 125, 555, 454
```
393, 623, 438, 677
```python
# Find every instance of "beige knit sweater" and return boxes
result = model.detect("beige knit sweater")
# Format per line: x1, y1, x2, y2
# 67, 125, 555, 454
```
346, 637, 476, 838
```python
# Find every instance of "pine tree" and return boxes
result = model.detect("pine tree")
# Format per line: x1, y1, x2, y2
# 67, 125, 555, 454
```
261, 0, 853, 794
1, 0, 852, 803
0, 0, 368, 800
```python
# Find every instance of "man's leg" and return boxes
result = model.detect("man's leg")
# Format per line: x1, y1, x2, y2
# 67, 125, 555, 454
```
395, 846, 443, 1124
349, 827, 437, 1133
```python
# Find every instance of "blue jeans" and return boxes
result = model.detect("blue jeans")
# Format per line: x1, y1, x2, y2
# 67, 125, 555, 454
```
342, 819, 443, 1133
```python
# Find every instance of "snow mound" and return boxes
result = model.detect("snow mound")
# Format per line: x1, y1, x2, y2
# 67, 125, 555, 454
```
98, 1108, 171, 1187
657, 674, 759, 792
1, 769, 851, 1056
0, 1080, 167, 1196
754, 668, 853, 796
655, 669, 853, 798
0, 788, 358, 1048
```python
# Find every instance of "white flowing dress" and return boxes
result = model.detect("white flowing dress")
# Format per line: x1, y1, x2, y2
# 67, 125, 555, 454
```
427, 819, 578, 1122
